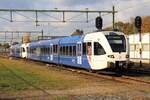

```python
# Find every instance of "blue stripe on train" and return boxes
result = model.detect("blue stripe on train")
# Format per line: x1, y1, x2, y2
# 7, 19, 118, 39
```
27, 53, 91, 70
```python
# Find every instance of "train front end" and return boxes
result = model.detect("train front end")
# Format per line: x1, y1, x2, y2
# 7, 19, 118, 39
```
105, 32, 129, 70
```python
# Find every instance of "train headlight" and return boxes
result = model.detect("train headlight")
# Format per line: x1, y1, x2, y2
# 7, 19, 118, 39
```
108, 55, 115, 58
126, 54, 129, 58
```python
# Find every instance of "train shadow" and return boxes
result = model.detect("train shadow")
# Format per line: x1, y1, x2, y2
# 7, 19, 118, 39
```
100, 66, 150, 77
119, 69, 150, 77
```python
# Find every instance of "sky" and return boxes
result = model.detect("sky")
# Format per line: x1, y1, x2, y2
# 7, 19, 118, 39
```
0, 0, 150, 43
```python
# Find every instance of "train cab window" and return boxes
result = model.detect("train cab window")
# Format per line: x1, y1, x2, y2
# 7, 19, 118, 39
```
94, 42, 106, 55
106, 35, 126, 52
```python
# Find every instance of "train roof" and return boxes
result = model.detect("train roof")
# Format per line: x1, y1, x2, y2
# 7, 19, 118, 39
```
10, 43, 21, 48
20, 31, 126, 47
93, 31, 124, 35
29, 38, 61, 47
59, 35, 82, 45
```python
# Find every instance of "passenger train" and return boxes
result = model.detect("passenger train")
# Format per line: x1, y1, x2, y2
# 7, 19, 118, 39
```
10, 31, 129, 71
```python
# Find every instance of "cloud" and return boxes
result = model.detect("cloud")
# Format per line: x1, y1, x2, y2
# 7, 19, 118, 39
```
0, 0, 34, 9
115, 0, 150, 22
0, 0, 150, 43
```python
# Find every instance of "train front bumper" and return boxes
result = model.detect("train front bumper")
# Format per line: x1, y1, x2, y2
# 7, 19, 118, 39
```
107, 61, 128, 69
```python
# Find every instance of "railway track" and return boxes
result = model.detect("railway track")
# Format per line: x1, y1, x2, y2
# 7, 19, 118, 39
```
1, 55, 150, 86
61, 66, 150, 85
42, 60, 150, 86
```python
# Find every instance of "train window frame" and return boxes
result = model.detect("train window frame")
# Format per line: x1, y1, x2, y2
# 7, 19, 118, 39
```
77, 44, 82, 56
94, 42, 106, 55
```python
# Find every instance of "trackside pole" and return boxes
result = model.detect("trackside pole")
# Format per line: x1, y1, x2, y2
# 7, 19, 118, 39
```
139, 29, 142, 67
135, 16, 142, 67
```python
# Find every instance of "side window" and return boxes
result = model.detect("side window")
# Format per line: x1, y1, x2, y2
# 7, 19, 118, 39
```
56, 45, 58, 54
60, 46, 62, 55
73, 46, 76, 56
82, 43, 87, 55
94, 42, 106, 55
47, 47, 50, 54
63, 46, 65, 55
53, 45, 55, 54
66, 46, 68, 56
69, 46, 72, 56
22, 47, 25, 52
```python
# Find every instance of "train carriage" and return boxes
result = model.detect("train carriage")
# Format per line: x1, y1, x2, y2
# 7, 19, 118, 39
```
10, 31, 129, 71
10, 44, 21, 58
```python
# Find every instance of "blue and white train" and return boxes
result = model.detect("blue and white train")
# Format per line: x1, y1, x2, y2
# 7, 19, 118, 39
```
10, 31, 129, 71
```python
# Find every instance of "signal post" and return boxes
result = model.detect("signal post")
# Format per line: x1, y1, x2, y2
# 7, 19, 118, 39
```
135, 16, 142, 67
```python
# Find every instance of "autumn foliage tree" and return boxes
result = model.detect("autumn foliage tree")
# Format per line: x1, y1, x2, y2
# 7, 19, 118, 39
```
71, 29, 84, 36
141, 16, 150, 33
106, 16, 150, 35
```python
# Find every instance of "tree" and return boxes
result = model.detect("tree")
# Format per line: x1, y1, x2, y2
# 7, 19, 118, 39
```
71, 29, 84, 36
3, 43, 10, 49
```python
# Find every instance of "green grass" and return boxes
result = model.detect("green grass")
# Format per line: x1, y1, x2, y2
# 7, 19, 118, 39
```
0, 58, 84, 92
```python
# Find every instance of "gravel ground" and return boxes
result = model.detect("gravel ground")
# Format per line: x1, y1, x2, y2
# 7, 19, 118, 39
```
0, 57, 150, 100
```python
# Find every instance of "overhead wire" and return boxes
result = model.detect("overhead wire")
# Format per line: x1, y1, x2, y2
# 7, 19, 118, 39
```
103, 0, 150, 28
14, 11, 35, 21
40, 12, 61, 21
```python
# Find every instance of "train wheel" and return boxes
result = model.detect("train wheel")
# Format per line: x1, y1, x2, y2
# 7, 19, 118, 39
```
88, 69, 96, 73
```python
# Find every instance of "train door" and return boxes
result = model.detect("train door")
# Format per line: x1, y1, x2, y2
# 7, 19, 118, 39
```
50, 44, 53, 61
92, 42, 107, 69
77, 42, 82, 65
